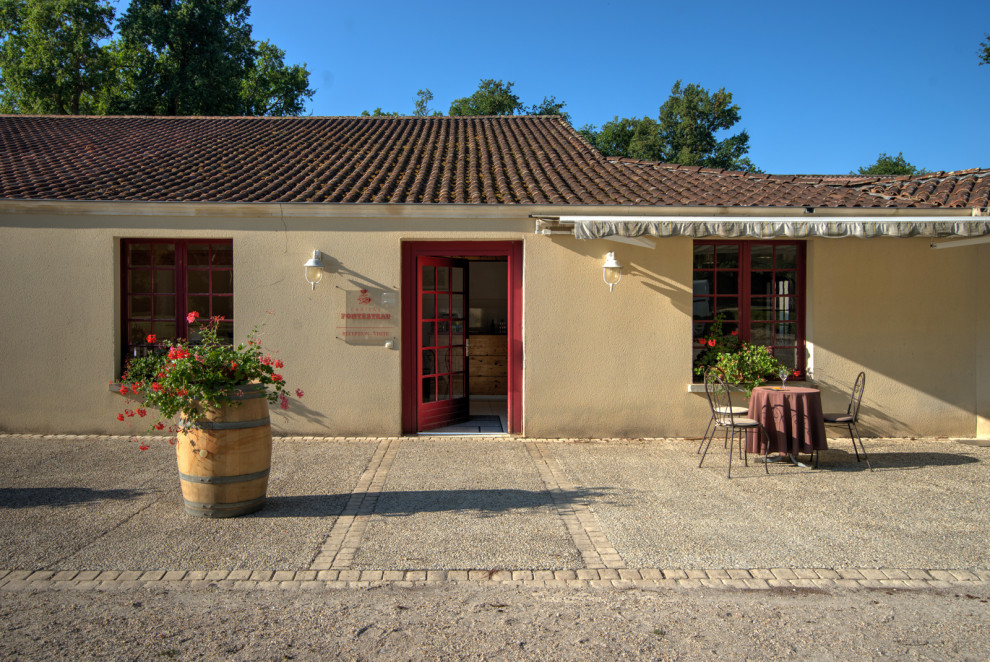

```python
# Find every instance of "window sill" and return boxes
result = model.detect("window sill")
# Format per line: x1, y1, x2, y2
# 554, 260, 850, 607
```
688, 381, 813, 393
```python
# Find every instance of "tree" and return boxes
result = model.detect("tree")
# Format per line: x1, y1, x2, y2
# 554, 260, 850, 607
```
360, 107, 399, 117
449, 78, 523, 116
413, 88, 439, 116
980, 33, 989, 65
525, 95, 570, 123
580, 81, 758, 171
113, 0, 312, 116
856, 152, 927, 176
0, 0, 116, 114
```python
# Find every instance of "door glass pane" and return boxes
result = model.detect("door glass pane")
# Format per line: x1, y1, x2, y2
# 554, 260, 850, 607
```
452, 374, 465, 398
422, 377, 436, 403
437, 321, 449, 346
437, 376, 450, 401
422, 293, 436, 319
438, 348, 450, 373
693, 273, 714, 296
774, 297, 798, 322
422, 322, 435, 347
452, 267, 464, 293
155, 321, 176, 341
128, 321, 151, 345
216, 320, 233, 344
452, 294, 464, 319
422, 350, 436, 376
438, 292, 450, 317
436, 267, 449, 291
693, 244, 715, 269
422, 266, 435, 291
452, 321, 464, 345
451, 348, 464, 372
751, 245, 773, 269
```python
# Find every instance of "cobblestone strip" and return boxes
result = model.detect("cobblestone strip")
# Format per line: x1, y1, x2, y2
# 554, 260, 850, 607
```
1, 568, 987, 592
310, 438, 399, 571
525, 442, 625, 570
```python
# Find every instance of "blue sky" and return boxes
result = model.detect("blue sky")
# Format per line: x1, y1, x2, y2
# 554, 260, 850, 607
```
241, 0, 989, 175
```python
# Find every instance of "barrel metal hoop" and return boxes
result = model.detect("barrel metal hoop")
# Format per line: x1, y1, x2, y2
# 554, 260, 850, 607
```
178, 468, 270, 484
182, 496, 266, 518
179, 417, 271, 430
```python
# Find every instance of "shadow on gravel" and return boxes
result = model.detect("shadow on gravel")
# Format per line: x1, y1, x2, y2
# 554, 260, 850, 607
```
260, 488, 616, 518
812, 451, 979, 472
0, 487, 147, 508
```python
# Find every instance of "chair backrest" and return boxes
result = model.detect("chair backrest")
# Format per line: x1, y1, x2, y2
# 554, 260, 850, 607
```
848, 371, 866, 421
704, 368, 736, 426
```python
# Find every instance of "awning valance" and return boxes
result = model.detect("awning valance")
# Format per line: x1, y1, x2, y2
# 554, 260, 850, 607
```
560, 216, 990, 240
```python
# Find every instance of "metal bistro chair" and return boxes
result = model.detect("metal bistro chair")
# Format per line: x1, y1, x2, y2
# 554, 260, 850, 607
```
699, 370, 771, 478
697, 368, 748, 454
819, 371, 872, 471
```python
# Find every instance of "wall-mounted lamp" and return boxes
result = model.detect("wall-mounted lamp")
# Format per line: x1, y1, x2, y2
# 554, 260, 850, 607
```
304, 250, 325, 290
602, 251, 623, 292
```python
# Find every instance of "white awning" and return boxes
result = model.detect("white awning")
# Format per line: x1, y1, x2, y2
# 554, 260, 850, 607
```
552, 216, 990, 240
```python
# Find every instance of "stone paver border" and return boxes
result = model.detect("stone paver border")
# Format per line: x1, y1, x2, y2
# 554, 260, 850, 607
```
1, 568, 987, 592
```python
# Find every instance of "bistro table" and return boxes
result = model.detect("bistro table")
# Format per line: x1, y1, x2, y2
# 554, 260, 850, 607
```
747, 385, 827, 465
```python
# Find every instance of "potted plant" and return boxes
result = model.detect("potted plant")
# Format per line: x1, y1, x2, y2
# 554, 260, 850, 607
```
694, 314, 791, 394
116, 312, 303, 518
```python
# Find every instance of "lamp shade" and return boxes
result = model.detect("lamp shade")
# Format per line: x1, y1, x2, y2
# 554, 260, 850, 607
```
602, 252, 622, 291
304, 250, 324, 289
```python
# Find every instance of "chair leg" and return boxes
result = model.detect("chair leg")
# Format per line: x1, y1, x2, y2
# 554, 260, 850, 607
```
698, 425, 717, 468
761, 428, 770, 474
851, 422, 873, 472
848, 424, 861, 461
727, 429, 734, 478
697, 414, 714, 454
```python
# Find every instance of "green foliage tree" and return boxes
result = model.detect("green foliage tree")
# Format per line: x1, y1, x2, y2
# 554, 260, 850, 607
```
449, 78, 523, 116
359, 107, 399, 117
413, 88, 440, 116
980, 33, 989, 65
581, 81, 759, 171
0, 0, 116, 114
239, 40, 312, 116
856, 152, 927, 176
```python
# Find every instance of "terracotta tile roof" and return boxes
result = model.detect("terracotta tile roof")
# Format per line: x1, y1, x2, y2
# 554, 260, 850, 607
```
0, 114, 987, 209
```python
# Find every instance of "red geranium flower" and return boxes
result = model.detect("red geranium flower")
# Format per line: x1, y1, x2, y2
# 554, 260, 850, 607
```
151, 382, 161, 392
119, 385, 128, 395
154, 422, 164, 430
186, 311, 199, 323
137, 408, 147, 417
730, 330, 738, 336
116, 413, 125, 421
146, 334, 156, 344
138, 445, 149, 451
273, 374, 283, 383
707, 339, 716, 347
295, 388, 304, 398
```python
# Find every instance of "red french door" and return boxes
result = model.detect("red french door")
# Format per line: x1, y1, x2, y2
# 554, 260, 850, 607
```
402, 241, 522, 435
417, 257, 470, 430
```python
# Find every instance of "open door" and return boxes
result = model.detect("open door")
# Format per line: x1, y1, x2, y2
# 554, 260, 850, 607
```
417, 256, 469, 430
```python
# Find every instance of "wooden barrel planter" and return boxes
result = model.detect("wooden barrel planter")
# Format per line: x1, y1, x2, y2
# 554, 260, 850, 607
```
176, 385, 272, 518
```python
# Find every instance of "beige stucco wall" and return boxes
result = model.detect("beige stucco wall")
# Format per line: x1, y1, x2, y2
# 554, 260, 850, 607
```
0, 203, 985, 439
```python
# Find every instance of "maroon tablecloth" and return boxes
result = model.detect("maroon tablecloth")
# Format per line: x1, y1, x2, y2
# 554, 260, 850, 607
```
747, 386, 827, 455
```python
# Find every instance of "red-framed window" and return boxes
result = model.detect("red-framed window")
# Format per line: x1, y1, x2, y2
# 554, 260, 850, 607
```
692, 240, 806, 377
121, 239, 233, 363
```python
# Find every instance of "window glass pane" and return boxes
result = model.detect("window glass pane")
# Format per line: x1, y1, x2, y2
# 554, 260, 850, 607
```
128, 321, 151, 345
773, 297, 798, 321
155, 321, 176, 341
153, 243, 176, 266
212, 244, 233, 266
750, 271, 774, 296
153, 295, 175, 318
452, 267, 464, 292
692, 273, 714, 296
422, 322, 435, 347
751, 245, 773, 269
776, 245, 798, 269
422, 266, 435, 291
775, 323, 798, 345
129, 295, 152, 317
749, 323, 772, 345
422, 350, 436, 376
452, 374, 465, 398
437, 376, 450, 401
693, 244, 715, 269
715, 297, 738, 320
715, 245, 739, 268
128, 243, 152, 266
216, 321, 233, 344
213, 296, 233, 319
188, 295, 210, 316
212, 270, 233, 294
750, 297, 771, 321
187, 244, 211, 266
715, 271, 738, 295
129, 270, 152, 293
436, 267, 449, 291
422, 377, 436, 403
422, 293, 435, 319
187, 270, 210, 293
153, 269, 174, 293
774, 347, 798, 371
775, 272, 797, 295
